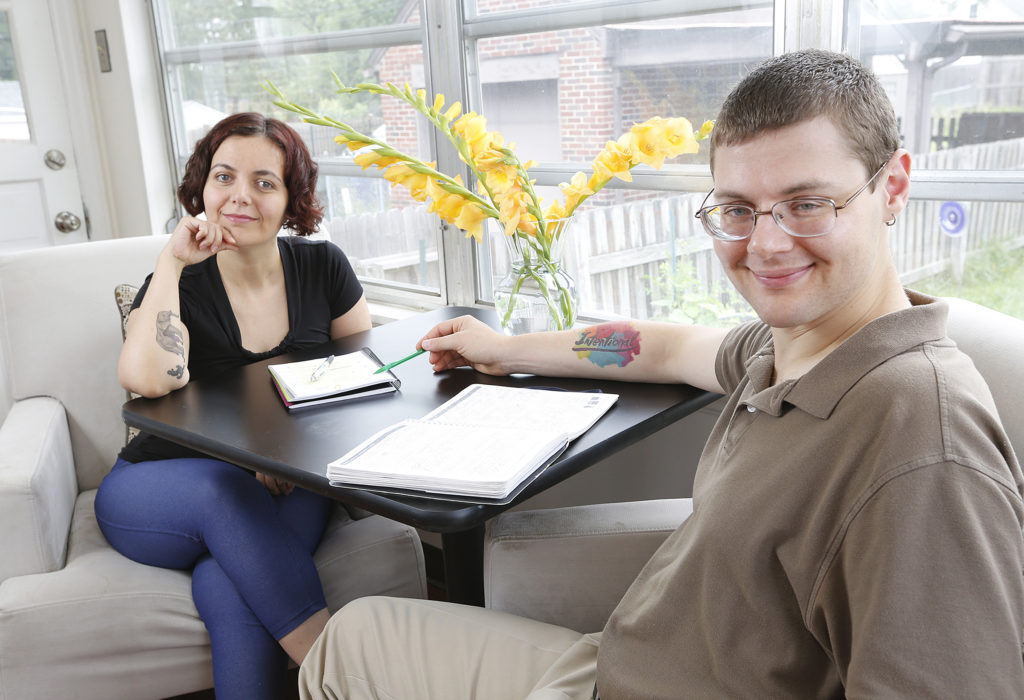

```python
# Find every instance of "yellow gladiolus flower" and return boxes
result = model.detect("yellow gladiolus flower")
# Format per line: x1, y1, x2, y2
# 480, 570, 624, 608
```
658, 117, 700, 158
334, 135, 372, 152
558, 171, 594, 215
629, 118, 674, 168
592, 138, 635, 184
444, 102, 462, 121
453, 112, 499, 156
268, 78, 709, 248
353, 150, 400, 171
383, 162, 434, 202
451, 202, 489, 242
267, 74, 710, 334
544, 199, 567, 223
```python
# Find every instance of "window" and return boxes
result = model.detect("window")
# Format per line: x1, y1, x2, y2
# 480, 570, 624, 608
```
150, 0, 1024, 321
850, 0, 1024, 319
0, 10, 29, 142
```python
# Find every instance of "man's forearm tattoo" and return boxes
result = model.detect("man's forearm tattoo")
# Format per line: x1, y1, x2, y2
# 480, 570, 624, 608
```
572, 322, 641, 368
155, 310, 186, 378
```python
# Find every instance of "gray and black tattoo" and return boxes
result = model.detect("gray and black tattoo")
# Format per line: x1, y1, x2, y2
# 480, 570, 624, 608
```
155, 310, 186, 378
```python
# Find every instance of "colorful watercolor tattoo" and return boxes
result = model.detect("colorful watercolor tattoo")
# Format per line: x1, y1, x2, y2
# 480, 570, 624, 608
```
572, 322, 641, 368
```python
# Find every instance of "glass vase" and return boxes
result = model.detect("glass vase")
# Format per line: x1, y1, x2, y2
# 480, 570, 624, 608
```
493, 218, 579, 335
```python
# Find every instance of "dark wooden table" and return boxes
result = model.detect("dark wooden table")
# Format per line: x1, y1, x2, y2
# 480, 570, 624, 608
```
123, 306, 718, 604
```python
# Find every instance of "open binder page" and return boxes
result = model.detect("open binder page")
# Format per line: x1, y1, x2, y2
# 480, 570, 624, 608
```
422, 384, 618, 439
328, 420, 568, 499
326, 384, 618, 500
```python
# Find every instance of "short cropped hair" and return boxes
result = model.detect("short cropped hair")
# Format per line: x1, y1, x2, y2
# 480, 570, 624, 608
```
178, 113, 323, 236
710, 49, 900, 184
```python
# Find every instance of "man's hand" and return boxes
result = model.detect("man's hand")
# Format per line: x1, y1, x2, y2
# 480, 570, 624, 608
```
418, 315, 512, 375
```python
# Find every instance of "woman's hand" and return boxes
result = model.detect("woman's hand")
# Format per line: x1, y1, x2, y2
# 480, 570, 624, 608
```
166, 216, 239, 267
256, 472, 295, 496
418, 315, 512, 375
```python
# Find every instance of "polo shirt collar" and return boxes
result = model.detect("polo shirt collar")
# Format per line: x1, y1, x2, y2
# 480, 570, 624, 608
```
742, 291, 949, 419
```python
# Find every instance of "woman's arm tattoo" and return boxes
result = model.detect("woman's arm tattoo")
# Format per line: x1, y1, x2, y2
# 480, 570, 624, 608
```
572, 322, 641, 367
155, 310, 186, 378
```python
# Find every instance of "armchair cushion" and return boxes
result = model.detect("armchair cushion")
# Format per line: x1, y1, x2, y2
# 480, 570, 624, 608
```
484, 498, 693, 633
0, 489, 427, 699
0, 397, 77, 581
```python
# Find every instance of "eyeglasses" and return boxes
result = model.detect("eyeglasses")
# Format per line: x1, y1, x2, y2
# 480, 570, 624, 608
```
694, 161, 889, 241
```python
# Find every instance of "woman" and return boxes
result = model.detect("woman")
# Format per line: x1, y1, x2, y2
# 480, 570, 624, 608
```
95, 113, 371, 699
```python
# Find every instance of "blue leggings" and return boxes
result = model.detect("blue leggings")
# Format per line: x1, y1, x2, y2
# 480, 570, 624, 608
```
95, 457, 333, 700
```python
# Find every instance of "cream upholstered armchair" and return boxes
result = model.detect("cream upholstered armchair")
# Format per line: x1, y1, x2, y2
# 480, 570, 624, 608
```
484, 297, 1024, 634
0, 236, 426, 699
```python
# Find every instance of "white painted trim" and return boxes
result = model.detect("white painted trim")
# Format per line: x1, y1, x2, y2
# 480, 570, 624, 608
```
47, 0, 117, 239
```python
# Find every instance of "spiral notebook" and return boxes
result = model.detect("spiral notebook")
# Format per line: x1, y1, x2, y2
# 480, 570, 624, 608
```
268, 348, 400, 411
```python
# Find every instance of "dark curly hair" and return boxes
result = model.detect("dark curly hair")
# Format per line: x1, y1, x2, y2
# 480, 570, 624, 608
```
177, 113, 323, 236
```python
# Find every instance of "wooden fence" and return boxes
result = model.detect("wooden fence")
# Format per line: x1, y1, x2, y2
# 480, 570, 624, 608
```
324, 137, 1024, 321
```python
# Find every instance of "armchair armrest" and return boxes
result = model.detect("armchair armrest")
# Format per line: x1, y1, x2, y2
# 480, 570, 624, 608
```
0, 397, 78, 582
484, 498, 693, 633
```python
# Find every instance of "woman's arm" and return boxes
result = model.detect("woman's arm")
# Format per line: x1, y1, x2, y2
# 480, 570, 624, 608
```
329, 294, 372, 339
418, 315, 728, 394
118, 218, 237, 398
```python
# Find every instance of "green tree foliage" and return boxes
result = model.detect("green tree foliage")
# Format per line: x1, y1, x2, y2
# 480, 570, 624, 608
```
0, 11, 17, 82
166, 0, 410, 126
647, 250, 755, 327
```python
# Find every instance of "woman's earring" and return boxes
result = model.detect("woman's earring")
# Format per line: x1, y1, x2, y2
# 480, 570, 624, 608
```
885, 214, 897, 226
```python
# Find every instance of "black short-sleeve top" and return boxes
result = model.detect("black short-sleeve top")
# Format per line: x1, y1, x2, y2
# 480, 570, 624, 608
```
118, 236, 364, 463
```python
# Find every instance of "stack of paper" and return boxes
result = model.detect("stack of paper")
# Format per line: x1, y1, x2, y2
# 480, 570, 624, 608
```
327, 384, 618, 502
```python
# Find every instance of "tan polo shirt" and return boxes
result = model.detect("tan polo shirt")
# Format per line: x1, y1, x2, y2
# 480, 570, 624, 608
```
597, 293, 1024, 698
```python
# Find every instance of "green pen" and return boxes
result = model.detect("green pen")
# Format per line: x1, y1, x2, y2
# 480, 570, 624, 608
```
373, 348, 427, 374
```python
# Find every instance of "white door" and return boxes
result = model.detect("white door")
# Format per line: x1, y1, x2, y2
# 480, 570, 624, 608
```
0, 0, 86, 251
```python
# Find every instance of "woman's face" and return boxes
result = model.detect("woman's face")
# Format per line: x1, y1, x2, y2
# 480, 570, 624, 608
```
202, 135, 289, 247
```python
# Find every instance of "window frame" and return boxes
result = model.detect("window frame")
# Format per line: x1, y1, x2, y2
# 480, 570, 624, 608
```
149, 0, 1024, 317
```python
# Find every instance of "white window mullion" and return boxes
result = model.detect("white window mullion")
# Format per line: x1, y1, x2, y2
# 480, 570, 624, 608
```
422, 0, 479, 307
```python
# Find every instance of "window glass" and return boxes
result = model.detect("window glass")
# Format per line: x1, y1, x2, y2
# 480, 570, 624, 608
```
857, 1, 1024, 319
898, 198, 1024, 319
481, 186, 756, 325
320, 173, 440, 293
470, 11, 771, 168
857, 1, 1024, 167
159, 0, 417, 49
465, 4, 771, 321
467, 0, 595, 16
0, 10, 29, 142
153, 1, 440, 293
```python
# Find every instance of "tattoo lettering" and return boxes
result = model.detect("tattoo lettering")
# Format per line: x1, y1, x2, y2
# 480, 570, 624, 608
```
167, 365, 185, 379
572, 322, 641, 368
155, 310, 186, 362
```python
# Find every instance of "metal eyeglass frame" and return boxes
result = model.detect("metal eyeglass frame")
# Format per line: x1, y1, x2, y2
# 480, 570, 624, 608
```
693, 160, 890, 242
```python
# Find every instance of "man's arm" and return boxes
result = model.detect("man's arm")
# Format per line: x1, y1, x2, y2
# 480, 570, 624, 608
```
817, 464, 1024, 698
418, 315, 727, 394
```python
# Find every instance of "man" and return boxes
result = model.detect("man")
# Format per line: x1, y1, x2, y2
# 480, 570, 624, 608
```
300, 49, 1024, 698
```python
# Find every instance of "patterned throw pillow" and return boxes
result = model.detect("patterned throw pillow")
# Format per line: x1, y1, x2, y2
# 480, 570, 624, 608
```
113, 284, 140, 444
114, 283, 138, 340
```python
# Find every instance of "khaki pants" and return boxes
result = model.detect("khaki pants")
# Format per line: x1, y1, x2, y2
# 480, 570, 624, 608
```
299, 596, 600, 699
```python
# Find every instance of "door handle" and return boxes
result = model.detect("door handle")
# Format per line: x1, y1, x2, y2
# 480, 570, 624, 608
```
45, 149, 67, 170
54, 211, 82, 233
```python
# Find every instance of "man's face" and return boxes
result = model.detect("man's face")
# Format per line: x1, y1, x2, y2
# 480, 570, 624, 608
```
711, 116, 894, 331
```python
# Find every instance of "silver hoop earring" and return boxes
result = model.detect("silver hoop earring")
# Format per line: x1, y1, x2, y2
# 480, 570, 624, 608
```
885, 214, 897, 227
